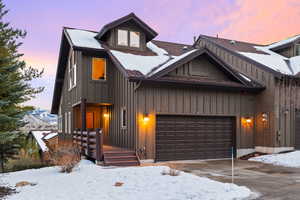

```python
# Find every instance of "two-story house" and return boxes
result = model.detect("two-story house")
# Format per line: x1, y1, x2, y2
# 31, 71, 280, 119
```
51, 13, 300, 162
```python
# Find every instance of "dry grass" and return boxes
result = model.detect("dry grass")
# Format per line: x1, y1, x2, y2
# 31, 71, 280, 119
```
50, 140, 80, 173
0, 186, 16, 199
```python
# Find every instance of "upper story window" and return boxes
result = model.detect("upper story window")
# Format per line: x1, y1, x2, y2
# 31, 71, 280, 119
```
92, 58, 106, 80
117, 29, 128, 46
296, 44, 300, 56
130, 31, 140, 48
117, 29, 140, 48
69, 52, 76, 89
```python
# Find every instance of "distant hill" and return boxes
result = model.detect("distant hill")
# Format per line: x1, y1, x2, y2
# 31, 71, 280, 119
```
22, 109, 57, 131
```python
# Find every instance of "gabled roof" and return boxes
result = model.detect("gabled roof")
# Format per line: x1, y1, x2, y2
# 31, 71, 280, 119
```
95, 13, 158, 42
268, 34, 300, 50
198, 35, 300, 76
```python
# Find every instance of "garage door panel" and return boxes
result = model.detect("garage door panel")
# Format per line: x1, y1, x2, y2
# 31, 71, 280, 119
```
156, 115, 235, 161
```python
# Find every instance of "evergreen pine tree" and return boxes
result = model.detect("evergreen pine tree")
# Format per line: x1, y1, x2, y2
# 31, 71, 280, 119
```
0, 0, 43, 172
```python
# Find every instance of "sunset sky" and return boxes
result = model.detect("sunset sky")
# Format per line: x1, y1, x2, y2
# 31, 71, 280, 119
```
4, 0, 300, 111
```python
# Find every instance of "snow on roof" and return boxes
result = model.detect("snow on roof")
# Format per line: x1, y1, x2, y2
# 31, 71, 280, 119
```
237, 45, 300, 75
31, 131, 51, 152
65, 28, 103, 50
268, 34, 300, 49
147, 49, 198, 77
110, 42, 171, 75
44, 132, 58, 140
239, 73, 251, 82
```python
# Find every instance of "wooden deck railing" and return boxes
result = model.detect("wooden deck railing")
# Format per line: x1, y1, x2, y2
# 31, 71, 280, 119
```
73, 128, 103, 163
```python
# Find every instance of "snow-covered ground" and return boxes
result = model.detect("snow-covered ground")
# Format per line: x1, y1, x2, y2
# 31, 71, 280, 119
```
249, 151, 300, 168
1, 160, 253, 200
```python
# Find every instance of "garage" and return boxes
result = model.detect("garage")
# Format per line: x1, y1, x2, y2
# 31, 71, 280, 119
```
155, 115, 236, 161
295, 111, 300, 150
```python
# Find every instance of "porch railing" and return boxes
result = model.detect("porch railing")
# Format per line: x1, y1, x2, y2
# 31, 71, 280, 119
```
73, 128, 103, 163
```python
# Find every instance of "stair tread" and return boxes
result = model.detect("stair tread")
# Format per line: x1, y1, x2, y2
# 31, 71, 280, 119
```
105, 155, 137, 159
104, 160, 139, 164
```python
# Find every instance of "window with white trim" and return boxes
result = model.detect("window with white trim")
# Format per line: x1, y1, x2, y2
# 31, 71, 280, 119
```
117, 29, 140, 48
65, 112, 68, 133
69, 52, 76, 89
117, 29, 128, 46
68, 111, 71, 134
121, 107, 127, 129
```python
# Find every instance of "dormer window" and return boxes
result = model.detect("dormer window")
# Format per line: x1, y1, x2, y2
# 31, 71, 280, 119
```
117, 29, 128, 46
130, 31, 140, 48
117, 29, 140, 48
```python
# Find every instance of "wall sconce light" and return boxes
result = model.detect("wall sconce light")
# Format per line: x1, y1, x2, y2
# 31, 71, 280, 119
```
242, 116, 253, 127
245, 117, 252, 124
143, 113, 150, 123
103, 113, 109, 118
262, 112, 268, 122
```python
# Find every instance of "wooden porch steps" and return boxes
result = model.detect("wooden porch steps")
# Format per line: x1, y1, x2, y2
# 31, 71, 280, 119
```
103, 150, 140, 167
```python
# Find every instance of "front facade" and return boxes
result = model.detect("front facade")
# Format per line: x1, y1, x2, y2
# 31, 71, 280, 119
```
51, 13, 300, 161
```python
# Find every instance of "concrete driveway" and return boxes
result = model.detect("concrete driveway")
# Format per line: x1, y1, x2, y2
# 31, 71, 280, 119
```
151, 159, 300, 200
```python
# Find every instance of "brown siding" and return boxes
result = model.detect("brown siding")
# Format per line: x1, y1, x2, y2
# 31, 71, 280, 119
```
109, 65, 137, 150
136, 85, 256, 159
168, 54, 231, 81
81, 54, 112, 104
197, 39, 277, 148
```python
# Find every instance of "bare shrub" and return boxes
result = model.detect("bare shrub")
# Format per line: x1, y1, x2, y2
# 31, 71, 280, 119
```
50, 139, 80, 173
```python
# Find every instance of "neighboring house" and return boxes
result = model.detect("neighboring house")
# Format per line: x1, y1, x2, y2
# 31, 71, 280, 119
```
51, 13, 300, 162
28, 131, 58, 161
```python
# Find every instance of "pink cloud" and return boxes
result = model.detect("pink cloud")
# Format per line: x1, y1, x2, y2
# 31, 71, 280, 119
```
216, 0, 300, 44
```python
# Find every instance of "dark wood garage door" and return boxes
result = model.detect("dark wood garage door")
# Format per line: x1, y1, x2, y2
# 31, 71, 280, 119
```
295, 111, 300, 150
155, 115, 235, 161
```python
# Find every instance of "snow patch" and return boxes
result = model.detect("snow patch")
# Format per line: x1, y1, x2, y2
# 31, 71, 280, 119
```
268, 34, 300, 49
31, 131, 51, 152
65, 29, 103, 50
2, 160, 253, 200
249, 151, 300, 168
110, 42, 171, 75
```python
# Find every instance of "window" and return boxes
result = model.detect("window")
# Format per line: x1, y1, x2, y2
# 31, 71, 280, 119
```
69, 52, 76, 89
65, 112, 68, 133
92, 58, 106, 80
68, 112, 71, 134
117, 29, 140, 48
121, 107, 127, 129
130, 31, 140, 48
117, 29, 128, 46
296, 44, 300, 56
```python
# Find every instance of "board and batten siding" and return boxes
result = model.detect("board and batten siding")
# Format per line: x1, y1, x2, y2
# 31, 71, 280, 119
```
80, 54, 112, 104
59, 49, 81, 134
197, 39, 300, 149
108, 66, 137, 150
136, 85, 256, 159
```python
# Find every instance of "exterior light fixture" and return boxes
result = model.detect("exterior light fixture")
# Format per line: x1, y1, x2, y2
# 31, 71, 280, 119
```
143, 113, 150, 122
262, 113, 268, 122
103, 113, 109, 118
245, 117, 252, 124
242, 116, 253, 127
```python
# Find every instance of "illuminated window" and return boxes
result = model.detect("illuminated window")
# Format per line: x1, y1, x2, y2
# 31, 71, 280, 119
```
117, 29, 128, 46
130, 31, 140, 48
92, 58, 106, 80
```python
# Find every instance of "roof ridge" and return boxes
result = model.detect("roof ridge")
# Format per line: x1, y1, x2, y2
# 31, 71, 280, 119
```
152, 39, 192, 47
200, 34, 264, 46
63, 26, 98, 33
267, 33, 300, 46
